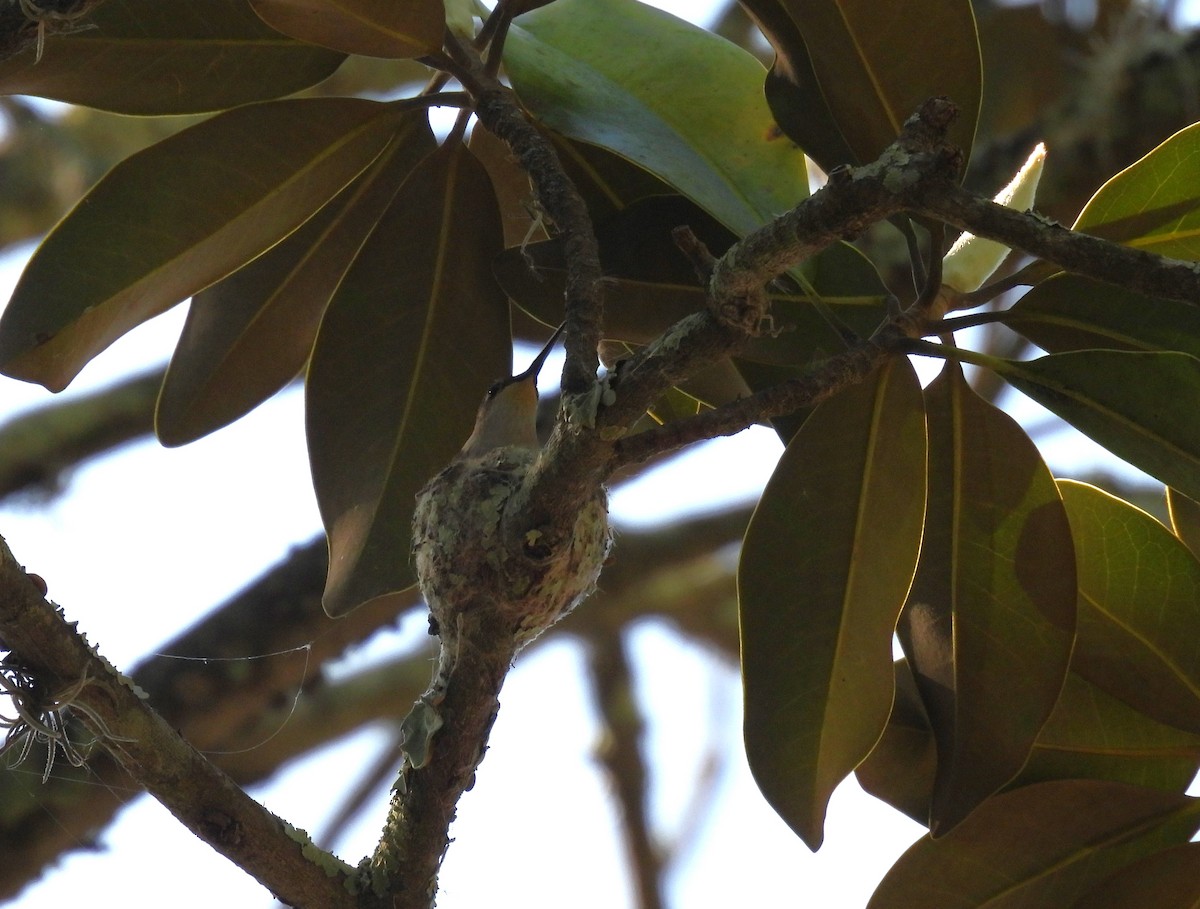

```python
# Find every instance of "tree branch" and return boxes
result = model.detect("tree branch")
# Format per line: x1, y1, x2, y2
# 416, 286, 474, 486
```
599, 96, 1200, 469
0, 536, 359, 909
365, 610, 516, 909
609, 328, 898, 470
0, 490, 749, 898
0, 366, 162, 501
449, 35, 604, 400
595, 100, 961, 469
909, 181, 1200, 305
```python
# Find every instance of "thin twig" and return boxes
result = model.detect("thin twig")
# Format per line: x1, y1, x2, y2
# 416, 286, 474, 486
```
910, 182, 1200, 305
446, 34, 604, 399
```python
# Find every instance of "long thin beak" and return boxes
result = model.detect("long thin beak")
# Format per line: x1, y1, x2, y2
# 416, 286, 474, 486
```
512, 322, 565, 383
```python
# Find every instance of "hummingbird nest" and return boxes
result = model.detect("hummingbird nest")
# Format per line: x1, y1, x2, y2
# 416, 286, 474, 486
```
413, 446, 610, 648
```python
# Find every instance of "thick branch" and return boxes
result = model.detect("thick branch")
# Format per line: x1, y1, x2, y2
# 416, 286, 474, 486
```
0, 501, 744, 898
366, 611, 516, 909
0, 537, 358, 909
0, 536, 420, 899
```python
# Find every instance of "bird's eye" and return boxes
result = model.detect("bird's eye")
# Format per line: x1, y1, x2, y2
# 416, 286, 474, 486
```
486, 381, 503, 399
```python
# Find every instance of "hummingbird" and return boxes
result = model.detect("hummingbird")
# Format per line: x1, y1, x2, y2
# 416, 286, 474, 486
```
411, 324, 610, 651
457, 322, 563, 459
387, 325, 610, 839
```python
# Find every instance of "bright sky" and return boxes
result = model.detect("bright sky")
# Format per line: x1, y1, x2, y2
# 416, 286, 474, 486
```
0, 2, 1186, 908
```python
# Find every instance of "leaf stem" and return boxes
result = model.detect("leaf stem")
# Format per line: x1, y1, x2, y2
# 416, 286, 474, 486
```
903, 337, 1010, 373
933, 310, 1009, 333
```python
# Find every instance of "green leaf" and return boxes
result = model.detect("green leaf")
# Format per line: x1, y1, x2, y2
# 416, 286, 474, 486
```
855, 660, 1200, 824
898, 361, 1076, 834
1059, 480, 1200, 734
672, 359, 752, 412
0, 0, 346, 115
1166, 487, 1200, 560
548, 132, 675, 222
0, 97, 402, 393
989, 351, 1200, 502
496, 194, 887, 367
249, 0, 443, 58
505, 0, 809, 238
867, 780, 1200, 909
1069, 842, 1200, 909
854, 659, 937, 826
156, 114, 437, 446
740, 356, 926, 849
494, 195, 733, 346
473, 123, 675, 246
741, 0, 981, 172
1020, 670, 1200, 792
1074, 121, 1200, 259
644, 385, 703, 425
744, 3, 855, 174
1003, 275, 1200, 357
306, 141, 510, 616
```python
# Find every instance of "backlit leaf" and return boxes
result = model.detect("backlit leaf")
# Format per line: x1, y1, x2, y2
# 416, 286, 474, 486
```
156, 114, 436, 446
854, 660, 1200, 825
854, 660, 936, 827
1020, 670, 1200, 792
1069, 842, 1200, 909
548, 133, 675, 221
0, 97, 402, 392
505, 0, 809, 239
743, 3, 854, 174
741, 0, 981, 172
673, 360, 751, 413
898, 361, 1075, 834
990, 351, 1200, 501
1166, 487, 1200, 560
1004, 275, 1200, 357
473, 124, 674, 247
644, 385, 703, 425
249, 0, 443, 58
1073, 122, 1200, 259
740, 356, 926, 849
307, 141, 510, 616
0, 0, 346, 115
1059, 480, 1200, 734
867, 780, 1200, 908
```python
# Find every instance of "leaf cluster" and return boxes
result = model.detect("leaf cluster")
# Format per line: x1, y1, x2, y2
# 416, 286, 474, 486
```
0, 0, 1198, 906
